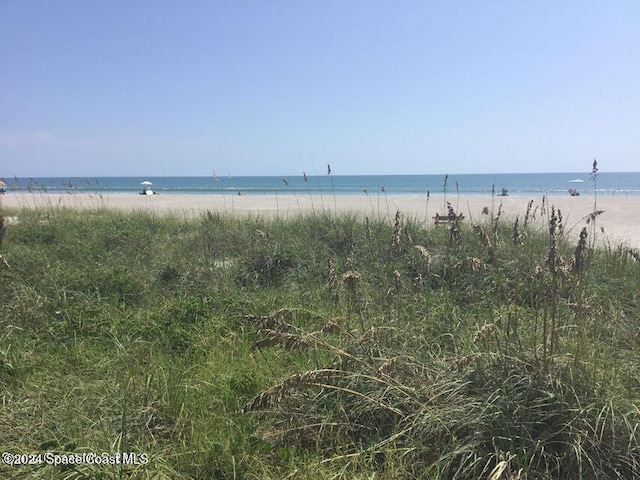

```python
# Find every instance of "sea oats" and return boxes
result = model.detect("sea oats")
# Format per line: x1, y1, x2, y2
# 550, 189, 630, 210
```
320, 320, 341, 334
0, 215, 5, 249
377, 356, 401, 375
449, 219, 461, 247
403, 227, 413, 246
473, 323, 497, 343
413, 245, 432, 266
512, 216, 523, 246
243, 308, 294, 330
456, 257, 487, 273
239, 369, 338, 414
473, 224, 496, 264
412, 273, 423, 293
570, 227, 588, 274
391, 210, 402, 249
392, 269, 403, 296
342, 270, 361, 293
448, 353, 483, 371
327, 258, 339, 305
364, 216, 372, 241
524, 199, 534, 228
547, 206, 560, 275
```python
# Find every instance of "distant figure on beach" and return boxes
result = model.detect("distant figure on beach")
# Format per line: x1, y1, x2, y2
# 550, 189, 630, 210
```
499, 188, 508, 196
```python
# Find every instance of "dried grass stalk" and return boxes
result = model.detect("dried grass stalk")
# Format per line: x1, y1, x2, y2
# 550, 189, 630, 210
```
524, 199, 534, 228
571, 227, 588, 274
239, 369, 338, 414
455, 257, 488, 273
473, 323, 497, 343
320, 320, 341, 334
342, 270, 361, 293
403, 226, 413, 246
327, 259, 339, 305
252, 329, 315, 351
413, 245, 432, 266
448, 352, 483, 371
0, 215, 5, 249
473, 224, 497, 264
243, 308, 294, 330
512, 216, 523, 246
391, 210, 402, 249
377, 356, 401, 375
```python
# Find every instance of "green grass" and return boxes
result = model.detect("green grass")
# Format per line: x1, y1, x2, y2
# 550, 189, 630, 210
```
0, 205, 639, 479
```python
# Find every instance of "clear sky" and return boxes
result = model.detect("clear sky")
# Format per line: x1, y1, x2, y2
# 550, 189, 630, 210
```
1, 1, 638, 177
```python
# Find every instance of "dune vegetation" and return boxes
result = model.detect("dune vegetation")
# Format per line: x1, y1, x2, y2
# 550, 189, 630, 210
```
1, 201, 640, 479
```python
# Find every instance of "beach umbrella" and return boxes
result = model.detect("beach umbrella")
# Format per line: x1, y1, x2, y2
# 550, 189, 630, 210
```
568, 179, 584, 183
141, 181, 153, 186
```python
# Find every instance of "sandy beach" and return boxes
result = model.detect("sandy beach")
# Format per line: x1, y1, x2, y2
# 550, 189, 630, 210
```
2, 192, 639, 248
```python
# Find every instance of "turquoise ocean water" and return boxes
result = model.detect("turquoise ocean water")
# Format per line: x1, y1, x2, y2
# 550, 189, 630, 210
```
3, 172, 640, 196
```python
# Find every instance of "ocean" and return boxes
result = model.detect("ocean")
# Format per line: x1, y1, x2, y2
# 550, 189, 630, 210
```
3, 172, 640, 197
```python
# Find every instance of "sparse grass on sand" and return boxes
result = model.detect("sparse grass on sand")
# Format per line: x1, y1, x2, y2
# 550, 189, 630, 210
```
1, 203, 640, 479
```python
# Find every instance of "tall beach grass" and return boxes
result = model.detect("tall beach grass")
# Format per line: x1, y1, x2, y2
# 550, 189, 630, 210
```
0, 200, 639, 479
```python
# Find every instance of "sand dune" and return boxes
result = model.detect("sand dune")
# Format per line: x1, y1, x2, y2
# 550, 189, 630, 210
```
2, 192, 638, 248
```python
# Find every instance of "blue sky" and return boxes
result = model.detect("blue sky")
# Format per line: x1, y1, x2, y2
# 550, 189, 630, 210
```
1, 1, 638, 177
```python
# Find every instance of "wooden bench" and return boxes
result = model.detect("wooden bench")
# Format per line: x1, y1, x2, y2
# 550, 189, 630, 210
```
433, 213, 464, 225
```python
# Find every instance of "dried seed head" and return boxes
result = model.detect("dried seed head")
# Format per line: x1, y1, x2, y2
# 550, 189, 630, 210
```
320, 320, 341, 334
377, 356, 401, 375
365, 216, 372, 240
473, 323, 497, 343
570, 227, 588, 274
473, 224, 496, 264
524, 199, 534, 228
533, 263, 544, 279
446, 202, 456, 218
557, 208, 564, 236
327, 259, 340, 304
403, 227, 414, 246
243, 309, 294, 330
391, 210, 402, 249
240, 369, 337, 414
0, 215, 5, 249
456, 257, 487, 273
449, 353, 483, 371
414, 245, 432, 266
449, 220, 461, 247
342, 270, 361, 293
512, 215, 523, 246
392, 269, 403, 295
412, 273, 423, 292
547, 208, 563, 275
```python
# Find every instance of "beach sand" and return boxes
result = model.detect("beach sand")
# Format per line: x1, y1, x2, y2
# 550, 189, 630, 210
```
2, 192, 639, 248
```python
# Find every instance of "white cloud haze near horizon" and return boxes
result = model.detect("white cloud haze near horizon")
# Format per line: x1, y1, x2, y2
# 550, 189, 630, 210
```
1, 1, 639, 177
